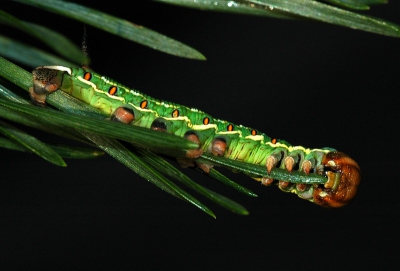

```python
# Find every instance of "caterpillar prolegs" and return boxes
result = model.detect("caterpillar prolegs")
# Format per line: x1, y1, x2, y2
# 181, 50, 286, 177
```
30, 66, 361, 208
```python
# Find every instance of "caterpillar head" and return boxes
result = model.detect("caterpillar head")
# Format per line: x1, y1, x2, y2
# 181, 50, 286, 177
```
30, 66, 65, 105
313, 152, 360, 208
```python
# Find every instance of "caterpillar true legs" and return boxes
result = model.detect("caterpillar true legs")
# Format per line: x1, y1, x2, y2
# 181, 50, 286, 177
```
30, 66, 361, 208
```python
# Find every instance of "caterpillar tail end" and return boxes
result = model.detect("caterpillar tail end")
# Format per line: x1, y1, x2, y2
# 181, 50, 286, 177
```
313, 152, 360, 208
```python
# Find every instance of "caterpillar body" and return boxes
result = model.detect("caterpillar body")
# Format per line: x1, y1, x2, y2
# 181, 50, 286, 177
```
30, 66, 361, 208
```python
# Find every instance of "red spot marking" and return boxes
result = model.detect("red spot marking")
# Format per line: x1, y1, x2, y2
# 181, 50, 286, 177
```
271, 138, 277, 144
203, 117, 210, 125
227, 124, 234, 131
84, 72, 92, 81
140, 100, 148, 109
251, 129, 257, 136
172, 109, 179, 118
108, 86, 117, 95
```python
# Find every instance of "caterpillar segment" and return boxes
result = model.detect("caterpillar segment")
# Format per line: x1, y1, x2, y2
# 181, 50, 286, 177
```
30, 66, 361, 208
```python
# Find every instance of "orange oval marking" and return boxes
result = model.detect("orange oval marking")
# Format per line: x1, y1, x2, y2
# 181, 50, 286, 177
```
172, 109, 179, 118
271, 138, 277, 144
227, 124, 234, 131
251, 129, 257, 136
108, 86, 117, 95
203, 117, 210, 125
140, 100, 148, 109
83, 72, 92, 81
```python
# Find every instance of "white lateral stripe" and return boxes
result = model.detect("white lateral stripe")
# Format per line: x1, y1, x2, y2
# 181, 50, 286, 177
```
245, 135, 264, 141
77, 76, 125, 102
43, 66, 71, 75
192, 124, 218, 130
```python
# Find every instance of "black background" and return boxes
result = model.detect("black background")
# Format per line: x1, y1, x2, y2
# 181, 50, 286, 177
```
1, 1, 399, 269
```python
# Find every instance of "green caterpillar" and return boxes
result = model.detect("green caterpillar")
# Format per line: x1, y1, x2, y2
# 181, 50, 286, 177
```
30, 66, 361, 207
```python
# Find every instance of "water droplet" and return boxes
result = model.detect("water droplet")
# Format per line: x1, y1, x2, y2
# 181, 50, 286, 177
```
227, 1, 238, 8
